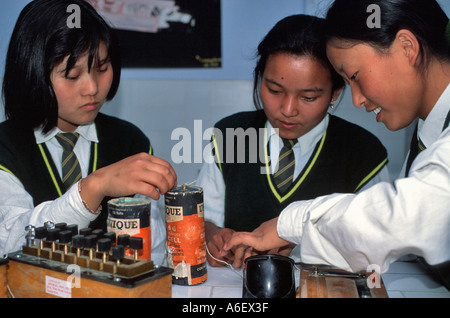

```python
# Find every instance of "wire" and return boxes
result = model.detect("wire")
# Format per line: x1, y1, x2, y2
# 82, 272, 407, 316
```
205, 244, 243, 278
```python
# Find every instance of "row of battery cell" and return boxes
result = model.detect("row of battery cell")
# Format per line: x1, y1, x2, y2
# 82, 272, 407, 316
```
24, 221, 144, 265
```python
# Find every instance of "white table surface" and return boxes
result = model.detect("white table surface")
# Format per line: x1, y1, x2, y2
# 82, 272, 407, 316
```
170, 260, 450, 298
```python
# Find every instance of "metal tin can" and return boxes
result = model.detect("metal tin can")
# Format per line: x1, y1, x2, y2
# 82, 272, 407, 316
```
107, 197, 151, 260
165, 185, 207, 285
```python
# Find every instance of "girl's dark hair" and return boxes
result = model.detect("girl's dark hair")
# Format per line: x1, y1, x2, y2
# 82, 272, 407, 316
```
325, 0, 450, 69
253, 14, 345, 110
2, 0, 121, 133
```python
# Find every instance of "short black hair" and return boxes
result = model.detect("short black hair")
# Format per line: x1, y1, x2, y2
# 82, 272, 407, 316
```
2, 0, 121, 133
325, 0, 450, 69
253, 14, 345, 110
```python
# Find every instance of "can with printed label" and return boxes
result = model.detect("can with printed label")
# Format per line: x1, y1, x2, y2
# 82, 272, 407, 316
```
165, 185, 207, 285
107, 197, 151, 260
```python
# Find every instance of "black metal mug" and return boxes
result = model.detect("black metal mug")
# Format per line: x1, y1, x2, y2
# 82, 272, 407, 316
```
242, 254, 296, 298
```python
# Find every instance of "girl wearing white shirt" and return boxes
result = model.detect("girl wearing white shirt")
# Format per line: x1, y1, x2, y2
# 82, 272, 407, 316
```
223, 0, 450, 289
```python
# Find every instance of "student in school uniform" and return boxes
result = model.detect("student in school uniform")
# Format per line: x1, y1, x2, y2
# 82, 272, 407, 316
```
199, 14, 391, 266
0, 0, 176, 257
223, 0, 450, 290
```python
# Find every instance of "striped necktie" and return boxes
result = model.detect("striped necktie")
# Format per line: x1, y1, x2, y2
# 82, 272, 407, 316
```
56, 133, 82, 191
273, 138, 298, 193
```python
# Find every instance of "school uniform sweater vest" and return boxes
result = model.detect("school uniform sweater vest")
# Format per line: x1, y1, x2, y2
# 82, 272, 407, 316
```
0, 113, 151, 231
213, 110, 388, 231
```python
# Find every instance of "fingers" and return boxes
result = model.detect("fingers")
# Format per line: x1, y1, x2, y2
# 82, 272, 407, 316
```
206, 227, 236, 267
132, 153, 177, 195
231, 245, 254, 269
222, 231, 257, 253
133, 168, 173, 200
206, 243, 222, 267
144, 154, 177, 186
88, 152, 177, 201
206, 240, 234, 267
219, 232, 255, 268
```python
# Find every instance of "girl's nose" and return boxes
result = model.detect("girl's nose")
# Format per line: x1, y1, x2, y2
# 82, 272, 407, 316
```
350, 85, 366, 109
280, 95, 298, 117
82, 74, 99, 96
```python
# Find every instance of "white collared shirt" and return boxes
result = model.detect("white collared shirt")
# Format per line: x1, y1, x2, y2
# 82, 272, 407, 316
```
34, 123, 99, 178
278, 84, 450, 273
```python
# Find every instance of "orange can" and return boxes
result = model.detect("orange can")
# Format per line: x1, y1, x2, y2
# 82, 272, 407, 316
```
107, 197, 151, 260
165, 185, 207, 285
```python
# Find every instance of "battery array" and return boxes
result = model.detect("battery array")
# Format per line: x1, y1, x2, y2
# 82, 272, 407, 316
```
21, 222, 153, 278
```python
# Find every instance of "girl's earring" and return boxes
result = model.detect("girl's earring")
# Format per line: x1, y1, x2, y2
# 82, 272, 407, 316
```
329, 103, 335, 109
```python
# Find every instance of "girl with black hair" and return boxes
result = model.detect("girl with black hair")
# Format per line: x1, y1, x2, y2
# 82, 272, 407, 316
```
199, 14, 390, 266
223, 0, 450, 289
0, 0, 176, 257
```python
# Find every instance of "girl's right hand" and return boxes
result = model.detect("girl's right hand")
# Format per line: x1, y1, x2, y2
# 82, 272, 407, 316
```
79, 152, 177, 211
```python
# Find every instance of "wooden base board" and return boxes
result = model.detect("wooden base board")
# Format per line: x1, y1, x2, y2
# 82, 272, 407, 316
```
0, 260, 7, 298
298, 268, 388, 298
6, 251, 173, 298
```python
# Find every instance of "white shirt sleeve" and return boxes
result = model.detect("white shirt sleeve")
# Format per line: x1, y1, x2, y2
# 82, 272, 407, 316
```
277, 132, 450, 274
0, 171, 97, 257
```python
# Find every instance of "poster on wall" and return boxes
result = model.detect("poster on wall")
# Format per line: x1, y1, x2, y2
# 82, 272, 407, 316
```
85, 0, 221, 68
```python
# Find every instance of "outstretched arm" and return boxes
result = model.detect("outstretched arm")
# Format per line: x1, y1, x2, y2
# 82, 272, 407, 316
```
222, 217, 292, 268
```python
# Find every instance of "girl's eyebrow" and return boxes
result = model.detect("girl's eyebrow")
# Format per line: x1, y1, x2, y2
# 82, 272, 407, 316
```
264, 77, 283, 87
97, 55, 111, 65
338, 63, 352, 78
55, 64, 80, 75
264, 78, 324, 93
300, 87, 324, 93
60, 63, 83, 75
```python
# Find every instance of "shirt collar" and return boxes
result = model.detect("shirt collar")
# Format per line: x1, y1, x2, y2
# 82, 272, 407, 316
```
266, 114, 329, 156
34, 121, 99, 144
418, 83, 450, 148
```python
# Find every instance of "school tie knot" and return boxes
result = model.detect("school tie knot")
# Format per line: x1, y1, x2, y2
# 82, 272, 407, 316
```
56, 133, 79, 151
282, 138, 298, 149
